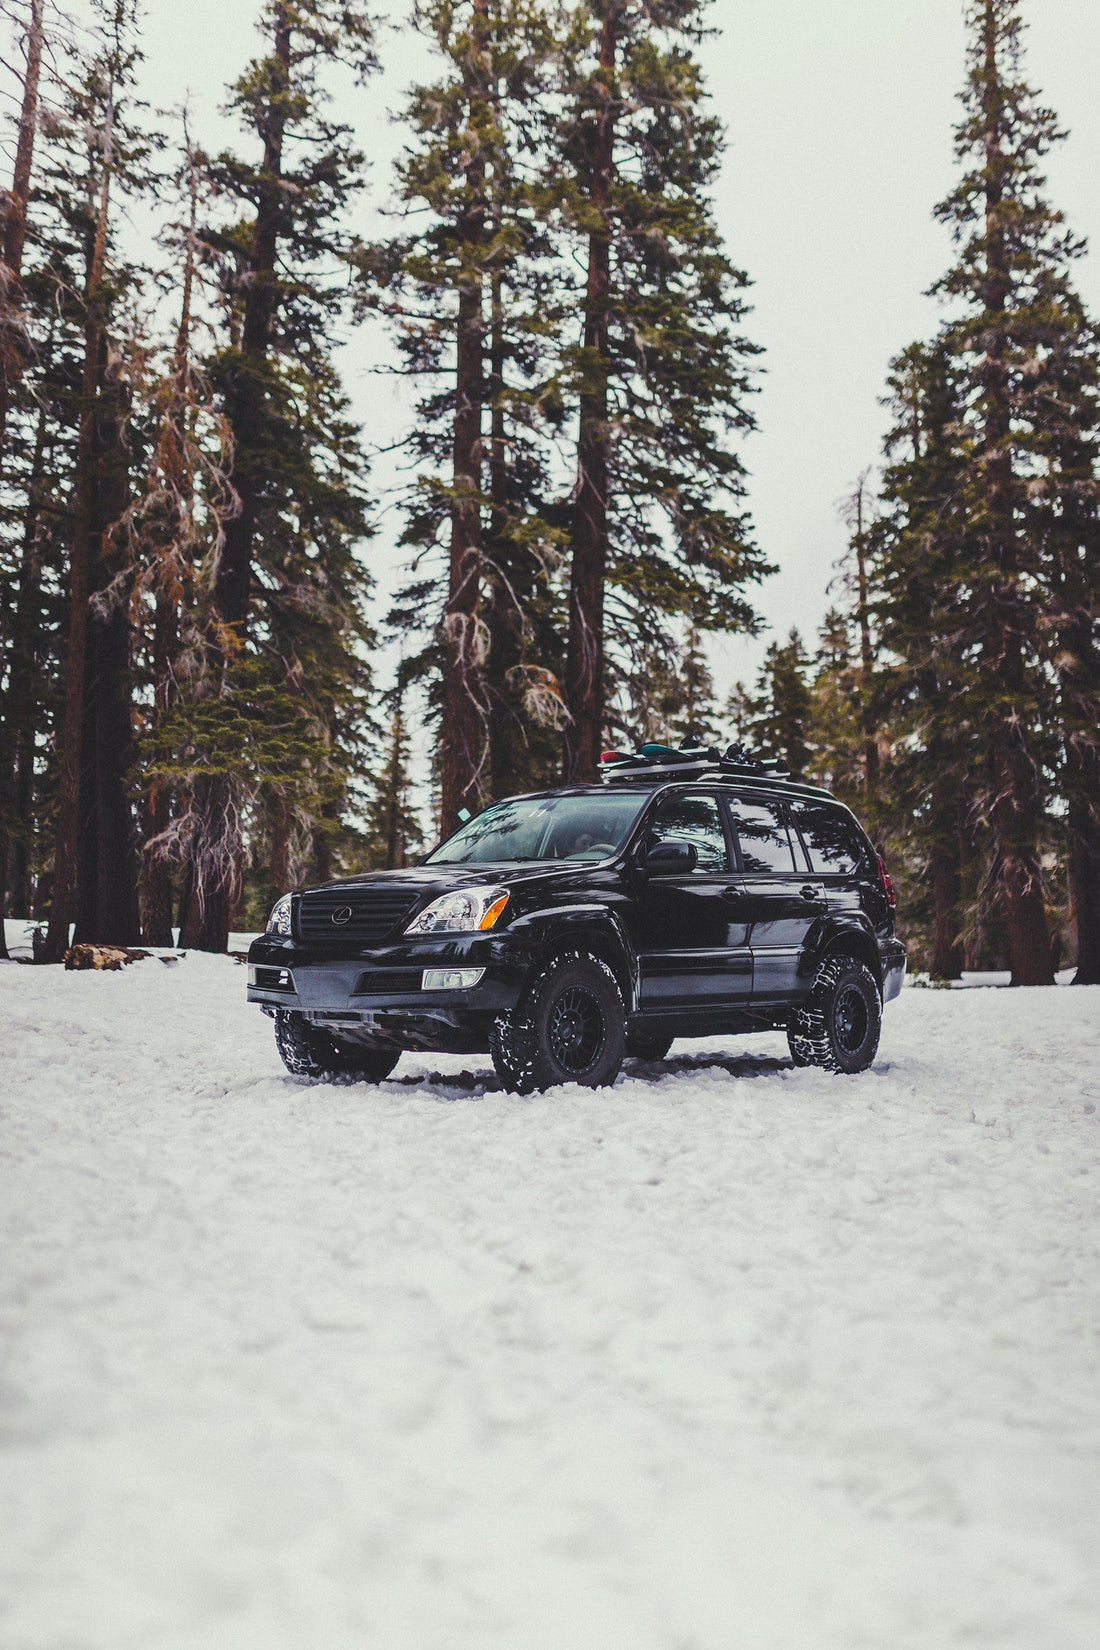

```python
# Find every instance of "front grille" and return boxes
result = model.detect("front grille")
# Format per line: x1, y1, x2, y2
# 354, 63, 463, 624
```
354, 968, 423, 995
297, 887, 418, 948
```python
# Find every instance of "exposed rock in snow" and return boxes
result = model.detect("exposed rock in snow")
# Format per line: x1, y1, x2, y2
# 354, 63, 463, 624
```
1, 944, 1098, 1648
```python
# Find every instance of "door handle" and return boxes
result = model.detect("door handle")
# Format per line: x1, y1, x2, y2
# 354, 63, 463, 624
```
800, 885, 824, 902
720, 886, 742, 902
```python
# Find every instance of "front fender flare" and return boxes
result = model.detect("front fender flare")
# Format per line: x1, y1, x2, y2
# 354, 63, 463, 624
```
507, 903, 640, 1013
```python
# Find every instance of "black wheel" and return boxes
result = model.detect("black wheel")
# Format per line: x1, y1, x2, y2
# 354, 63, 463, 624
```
787, 956, 881, 1073
625, 1028, 674, 1061
490, 952, 625, 1094
274, 1010, 400, 1083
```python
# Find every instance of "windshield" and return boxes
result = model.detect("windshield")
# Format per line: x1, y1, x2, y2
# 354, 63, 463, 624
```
425, 793, 647, 865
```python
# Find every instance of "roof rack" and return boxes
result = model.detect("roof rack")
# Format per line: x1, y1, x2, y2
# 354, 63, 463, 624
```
599, 740, 791, 786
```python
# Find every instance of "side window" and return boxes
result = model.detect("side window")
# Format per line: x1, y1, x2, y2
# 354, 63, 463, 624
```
728, 797, 797, 874
645, 792, 730, 874
790, 803, 867, 875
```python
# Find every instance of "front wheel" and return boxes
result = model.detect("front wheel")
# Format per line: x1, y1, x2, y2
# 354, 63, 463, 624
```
787, 956, 881, 1073
274, 1010, 400, 1082
490, 953, 625, 1094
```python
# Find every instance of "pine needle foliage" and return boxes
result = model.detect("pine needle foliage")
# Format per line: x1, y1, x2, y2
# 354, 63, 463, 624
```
357, 0, 566, 824
558, 0, 769, 778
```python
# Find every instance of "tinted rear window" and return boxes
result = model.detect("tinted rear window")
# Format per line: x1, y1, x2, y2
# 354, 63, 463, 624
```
728, 798, 797, 874
790, 802, 868, 875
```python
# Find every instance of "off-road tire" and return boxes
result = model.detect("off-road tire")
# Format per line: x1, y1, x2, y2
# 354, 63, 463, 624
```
787, 956, 881, 1073
490, 952, 626, 1095
274, 1010, 400, 1083
625, 1029, 674, 1061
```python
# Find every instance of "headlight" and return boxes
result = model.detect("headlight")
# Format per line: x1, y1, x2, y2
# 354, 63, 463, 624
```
405, 887, 510, 936
266, 894, 293, 936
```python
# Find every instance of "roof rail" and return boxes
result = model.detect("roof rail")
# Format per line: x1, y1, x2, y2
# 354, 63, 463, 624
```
599, 740, 791, 785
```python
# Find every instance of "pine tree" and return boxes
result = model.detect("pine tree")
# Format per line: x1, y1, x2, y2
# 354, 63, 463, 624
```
114, 122, 236, 944
363, 661, 424, 869
618, 619, 720, 748
927, 0, 1091, 985
0, 0, 44, 459
558, 0, 767, 781
0, 0, 47, 958
0, 120, 89, 944
872, 338, 979, 978
174, 0, 378, 950
40, 0, 153, 961
805, 609, 865, 806
728, 629, 812, 778
359, 0, 562, 828
836, 471, 883, 800
1028, 301, 1100, 983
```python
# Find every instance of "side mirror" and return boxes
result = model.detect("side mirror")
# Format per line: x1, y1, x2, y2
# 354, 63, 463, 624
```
642, 839, 698, 875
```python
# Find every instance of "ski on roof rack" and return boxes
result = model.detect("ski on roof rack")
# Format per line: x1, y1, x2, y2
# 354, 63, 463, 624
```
598, 739, 791, 785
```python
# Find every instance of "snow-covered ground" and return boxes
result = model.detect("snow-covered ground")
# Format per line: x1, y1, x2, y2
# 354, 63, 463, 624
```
2, 934, 1098, 1650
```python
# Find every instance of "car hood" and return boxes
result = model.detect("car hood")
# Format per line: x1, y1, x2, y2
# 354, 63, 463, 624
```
300, 860, 607, 898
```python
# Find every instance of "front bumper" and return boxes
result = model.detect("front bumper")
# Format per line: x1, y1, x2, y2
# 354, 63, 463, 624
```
246, 931, 531, 1051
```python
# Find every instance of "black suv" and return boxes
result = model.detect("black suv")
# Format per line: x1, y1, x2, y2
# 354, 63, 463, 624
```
247, 743, 906, 1091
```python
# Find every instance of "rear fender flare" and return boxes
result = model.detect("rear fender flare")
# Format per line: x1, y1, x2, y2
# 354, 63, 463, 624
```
800, 917, 883, 994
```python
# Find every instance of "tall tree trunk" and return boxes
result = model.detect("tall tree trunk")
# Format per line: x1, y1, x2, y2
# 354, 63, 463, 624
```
1061, 608, 1100, 984
73, 337, 140, 946
41, 98, 115, 964
929, 777, 964, 980
852, 474, 880, 798
957, 805, 983, 971
1067, 788, 1100, 985
0, 0, 45, 457
142, 586, 177, 945
563, 5, 617, 784
6, 379, 54, 927
178, 777, 235, 949
311, 799, 337, 886
439, 0, 489, 834
484, 270, 524, 800
384, 695, 407, 870
143, 157, 201, 947
9, 734, 34, 918
215, 11, 289, 642
184, 7, 292, 952
977, 4, 1052, 986
0, 0, 46, 958
269, 796, 292, 892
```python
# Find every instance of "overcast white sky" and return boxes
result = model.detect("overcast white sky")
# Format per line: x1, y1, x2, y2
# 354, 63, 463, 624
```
21, 0, 1100, 699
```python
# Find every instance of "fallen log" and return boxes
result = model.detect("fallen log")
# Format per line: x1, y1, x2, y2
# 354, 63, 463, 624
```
64, 944, 153, 972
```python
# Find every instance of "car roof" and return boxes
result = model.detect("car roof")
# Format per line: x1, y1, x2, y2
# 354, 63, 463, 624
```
489, 776, 842, 807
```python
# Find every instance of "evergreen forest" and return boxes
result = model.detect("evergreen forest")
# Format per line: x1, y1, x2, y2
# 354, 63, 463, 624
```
0, 0, 1097, 984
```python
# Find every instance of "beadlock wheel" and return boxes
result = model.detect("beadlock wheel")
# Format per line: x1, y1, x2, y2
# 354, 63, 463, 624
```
547, 985, 607, 1074
787, 956, 882, 1074
274, 1010, 400, 1083
490, 952, 626, 1094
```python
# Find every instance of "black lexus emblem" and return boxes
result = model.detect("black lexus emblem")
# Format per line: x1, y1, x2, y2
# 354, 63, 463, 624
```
331, 906, 353, 926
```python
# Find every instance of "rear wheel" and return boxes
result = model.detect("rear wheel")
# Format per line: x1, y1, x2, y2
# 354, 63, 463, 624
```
491, 953, 625, 1094
787, 956, 881, 1073
274, 1010, 400, 1082
625, 1028, 674, 1061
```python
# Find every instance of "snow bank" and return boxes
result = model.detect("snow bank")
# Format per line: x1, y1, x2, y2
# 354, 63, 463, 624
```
2, 948, 1098, 1649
